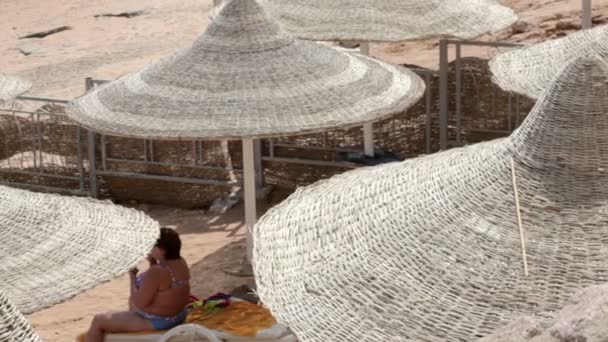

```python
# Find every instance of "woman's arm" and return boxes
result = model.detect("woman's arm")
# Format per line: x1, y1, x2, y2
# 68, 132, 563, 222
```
131, 266, 161, 310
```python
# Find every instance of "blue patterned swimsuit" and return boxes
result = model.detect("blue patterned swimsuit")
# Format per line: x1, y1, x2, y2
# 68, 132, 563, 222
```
134, 263, 189, 330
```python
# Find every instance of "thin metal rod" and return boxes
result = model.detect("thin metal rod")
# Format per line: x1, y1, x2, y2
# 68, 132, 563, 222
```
36, 113, 43, 173
192, 141, 198, 166
254, 139, 264, 191
88, 130, 98, 197
439, 39, 449, 151
425, 72, 432, 154
0, 181, 87, 196
455, 42, 462, 145
0, 168, 81, 180
76, 127, 85, 191
262, 156, 359, 169
96, 170, 240, 186
269, 139, 275, 158
101, 135, 107, 170
360, 42, 375, 157
149, 140, 155, 162
143, 140, 149, 162
510, 157, 529, 276
242, 138, 257, 264
197, 141, 203, 164
105, 158, 235, 172
30, 114, 37, 169
582, 0, 592, 29
15, 95, 70, 104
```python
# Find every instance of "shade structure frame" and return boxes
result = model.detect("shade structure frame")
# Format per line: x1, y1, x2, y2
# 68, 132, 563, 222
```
252, 56, 608, 341
0, 185, 160, 314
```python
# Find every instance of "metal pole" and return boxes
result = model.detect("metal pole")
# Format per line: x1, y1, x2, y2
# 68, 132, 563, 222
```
242, 138, 257, 264
439, 39, 449, 151
582, 0, 592, 29
254, 139, 264, 197
88, 130, 98, 197
360, 42, 375, 157
455, 42, 462, 146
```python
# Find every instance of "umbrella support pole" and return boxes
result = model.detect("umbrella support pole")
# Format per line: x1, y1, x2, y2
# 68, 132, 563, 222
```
360, 42, 375, 157
582, 0, 592, 29
242, 138, 257, 264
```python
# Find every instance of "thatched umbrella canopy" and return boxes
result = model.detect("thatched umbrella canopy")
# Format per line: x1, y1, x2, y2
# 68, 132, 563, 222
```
253, 56, 608, 341
67, 0, 426, 262
1, 185, 159, 314
211, 0, 517, 155
211, 0, 518, 42
0, 73, 31, 102
490, 24, 608, 99
0, 291, 41, 342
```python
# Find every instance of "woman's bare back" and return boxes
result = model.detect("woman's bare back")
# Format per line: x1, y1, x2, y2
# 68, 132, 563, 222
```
139, 258, 190, 316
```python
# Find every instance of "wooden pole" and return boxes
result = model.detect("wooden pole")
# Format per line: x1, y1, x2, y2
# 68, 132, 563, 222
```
510, 157, 529, 276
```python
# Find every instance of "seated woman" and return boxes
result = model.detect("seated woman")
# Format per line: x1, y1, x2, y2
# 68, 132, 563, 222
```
85, 227, 190, 342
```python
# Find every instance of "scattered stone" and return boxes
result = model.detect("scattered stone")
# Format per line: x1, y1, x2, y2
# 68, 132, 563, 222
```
19, 26, 72, 39
555, 21, 581, 31
209, 191, 240, 214
512, 21, 532, 34
477, 317, 543, 342
94, 10, 147, 18
338, 41, 360, 49
17, 40, 46, 56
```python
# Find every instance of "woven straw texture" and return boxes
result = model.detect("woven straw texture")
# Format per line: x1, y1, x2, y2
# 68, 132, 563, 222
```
253, 56, 608, 342
490, 24, 608, 99
0, 291, 41, 342
0, 74, 31, 103
210, 0, 517, 42
67, 0, 425, 141
0, 185, 160, 314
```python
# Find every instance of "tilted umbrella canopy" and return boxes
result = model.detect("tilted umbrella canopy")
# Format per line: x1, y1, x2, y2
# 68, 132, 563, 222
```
253, 56, 608, 341
67, 0, 425, 140
0, 291, 41, 342
490, 24, 608, 99
0, 74, 31, 102
210, 0, 518, 42
0, 185, 159, 314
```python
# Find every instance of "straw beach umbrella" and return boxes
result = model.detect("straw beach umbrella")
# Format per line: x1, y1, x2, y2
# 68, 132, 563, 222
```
0, 74, 31, 103
0, 291, 41, 342
489, 24, 608, 99
253, 56, 608, 341
0, 185, 159, 314
67, 0, 426, 262
211, 0, 518, 156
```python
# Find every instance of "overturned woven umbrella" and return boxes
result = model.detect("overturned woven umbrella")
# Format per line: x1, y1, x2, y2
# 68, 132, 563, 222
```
0, 185, 159, 314
0, 74, 31, 102
253, 56, 608, 341
67, 0, 425, 263
211, 0, 517, 42
490, 24, 608, 99
0, 291, 41, 342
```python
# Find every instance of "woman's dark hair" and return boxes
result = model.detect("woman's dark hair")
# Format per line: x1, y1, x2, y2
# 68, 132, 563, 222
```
155, 227, 181, 260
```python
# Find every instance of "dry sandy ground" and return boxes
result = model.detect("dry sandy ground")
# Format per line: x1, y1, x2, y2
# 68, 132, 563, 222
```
1, 0, 607, 341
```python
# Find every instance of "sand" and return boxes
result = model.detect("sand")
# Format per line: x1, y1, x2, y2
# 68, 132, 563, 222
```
1, 0, 608, 341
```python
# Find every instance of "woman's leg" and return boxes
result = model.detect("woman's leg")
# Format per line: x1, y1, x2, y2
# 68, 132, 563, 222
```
85, 311, 153, 342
